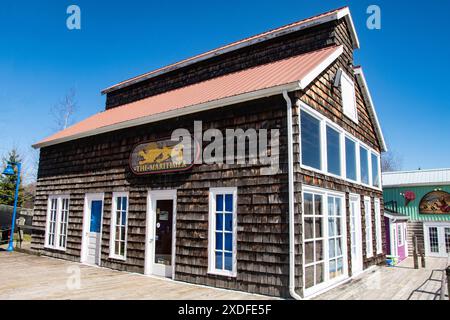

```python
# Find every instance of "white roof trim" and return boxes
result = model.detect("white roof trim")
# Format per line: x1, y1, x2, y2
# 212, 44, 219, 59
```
354, 66, 387, 152
384, 212, 409, 221
33, 83, 300, 149
33, 46, 343, 149
102, 7, 359, 94
299, 46, 343, 89
382, 168, 450, 187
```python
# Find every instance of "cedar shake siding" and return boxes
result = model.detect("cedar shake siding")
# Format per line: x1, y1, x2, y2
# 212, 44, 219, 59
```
32, 8, 386, 298
32, 96, 292, 297
105, 20, 348, 110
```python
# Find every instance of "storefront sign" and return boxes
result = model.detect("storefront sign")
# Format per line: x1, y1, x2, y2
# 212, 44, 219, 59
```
130, 138, 199, 175
419, 190, 450, 214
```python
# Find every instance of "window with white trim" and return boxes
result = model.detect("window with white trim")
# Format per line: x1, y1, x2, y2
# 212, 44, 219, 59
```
398, 224, 404, 246
299, 102, 381, 191
340, 70, 358, 123
360, 146, 370, 185
110, 193, 128, 260
300, 110, 322, 170
371, 152, 380, 187
345, 137, 357, 181
326, 125, 341, 176
303, 189, 347, 293
209, 188, 237, 277
364, 197, 373, 257
327, 196, 344, 279
374, 198, 382, 254
45, 195, 70, 250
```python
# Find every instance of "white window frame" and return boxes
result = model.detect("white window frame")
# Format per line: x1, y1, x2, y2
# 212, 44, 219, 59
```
325, 124, 343, 177
364, 196, 373, 258
339, 69, 358, 124
398, 224, 404, 247
208, 187, 238, 277
302, 185, 348, 297
109, 192, 129, 260
299, 108, 324, 171
298, 101, 382, 191
45, 195, 70, 251
371, 152, 381, 188
374, 198, 382, 254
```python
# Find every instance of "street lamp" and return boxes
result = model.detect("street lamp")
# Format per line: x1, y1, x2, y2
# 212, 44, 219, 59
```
2, 162, 22, 251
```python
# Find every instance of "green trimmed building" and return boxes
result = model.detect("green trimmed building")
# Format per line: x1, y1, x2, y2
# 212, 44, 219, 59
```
383, 169, 450, 258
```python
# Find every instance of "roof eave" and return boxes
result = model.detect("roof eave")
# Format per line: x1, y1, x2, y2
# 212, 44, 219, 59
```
33, 82, 302, 149
34, 45, 344, 149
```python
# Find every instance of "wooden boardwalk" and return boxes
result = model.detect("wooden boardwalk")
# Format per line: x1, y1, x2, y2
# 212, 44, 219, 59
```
314, 256, 449, 300
0, 251, 447, 300
0, 251, 272, 300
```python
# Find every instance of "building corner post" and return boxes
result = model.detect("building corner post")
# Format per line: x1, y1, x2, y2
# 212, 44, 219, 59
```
283, 90, 302, 300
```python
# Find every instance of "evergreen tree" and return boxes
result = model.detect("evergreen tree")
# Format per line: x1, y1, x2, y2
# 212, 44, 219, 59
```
0, 149, 25, 207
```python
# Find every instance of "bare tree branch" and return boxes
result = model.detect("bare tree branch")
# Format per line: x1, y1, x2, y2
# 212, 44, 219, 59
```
51, 88, 78, 132
381, 150, 403, 172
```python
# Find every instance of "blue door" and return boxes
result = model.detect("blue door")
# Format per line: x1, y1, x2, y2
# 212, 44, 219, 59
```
90, 200, 103, 233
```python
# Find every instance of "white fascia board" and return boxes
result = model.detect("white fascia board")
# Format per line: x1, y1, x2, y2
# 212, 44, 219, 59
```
33, 82, 301, 149
354, 67, 388, 152
102, 8, 359, 94
384, 212, 409, 221
336, 7, 360, 50
383, 181, 450, 188
298, 45, 343, 89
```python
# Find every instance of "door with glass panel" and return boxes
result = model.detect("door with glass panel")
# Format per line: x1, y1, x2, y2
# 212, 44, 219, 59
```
145, 190, 176, 278
82, 194, 103, 266
349, 195, 363, 275
424, 223, 450, 257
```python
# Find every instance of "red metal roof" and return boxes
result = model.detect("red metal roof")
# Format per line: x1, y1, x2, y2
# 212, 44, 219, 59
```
101, 6, 357, 94
34, 45, 342, 148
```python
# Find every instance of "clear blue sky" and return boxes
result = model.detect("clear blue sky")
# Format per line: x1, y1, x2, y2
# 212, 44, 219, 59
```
1, 0, 449, 178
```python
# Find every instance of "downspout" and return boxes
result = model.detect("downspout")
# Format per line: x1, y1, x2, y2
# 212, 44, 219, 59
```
282, 90, 303, 300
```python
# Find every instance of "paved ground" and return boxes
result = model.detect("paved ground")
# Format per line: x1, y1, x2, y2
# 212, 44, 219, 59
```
0, 251, 272, 300
0, 251, 448, 300
314, 256, 449, 300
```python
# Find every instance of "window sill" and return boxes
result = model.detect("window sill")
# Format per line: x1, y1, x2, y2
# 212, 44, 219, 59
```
44, 245, 67, 252
109, 254, 126, 261
300, 164, 383, 192
208, 270, 237, 278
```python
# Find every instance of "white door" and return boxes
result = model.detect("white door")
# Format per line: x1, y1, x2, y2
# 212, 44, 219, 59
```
349, 195, 363, 275
145, 190, 176, 278
424, 223, 450, 257
81, 194, 104, 265
390, 222, 398, 257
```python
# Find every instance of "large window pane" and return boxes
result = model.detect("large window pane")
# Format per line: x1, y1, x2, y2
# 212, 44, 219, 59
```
326, 126, 341, 176
301, 111, 321, 169
111, 195, 128, 259
371, 153, 379, 187
304, 191, 346, 292
210, 189, 236, 275
345, 138, 357, 181
360, 147, 369, 185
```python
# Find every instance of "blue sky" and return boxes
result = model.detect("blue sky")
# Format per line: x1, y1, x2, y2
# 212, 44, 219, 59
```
1, 0, 449, 179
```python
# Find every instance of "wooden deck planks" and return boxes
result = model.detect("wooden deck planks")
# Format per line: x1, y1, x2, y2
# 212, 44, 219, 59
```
0, 252, 273, 300
313, 257, 448, 300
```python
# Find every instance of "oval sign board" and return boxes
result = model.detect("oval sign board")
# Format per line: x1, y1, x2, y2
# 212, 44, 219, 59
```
129, 138, 199, 175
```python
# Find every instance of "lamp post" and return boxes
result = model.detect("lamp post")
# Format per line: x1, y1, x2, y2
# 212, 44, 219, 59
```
2, 162, 22, 252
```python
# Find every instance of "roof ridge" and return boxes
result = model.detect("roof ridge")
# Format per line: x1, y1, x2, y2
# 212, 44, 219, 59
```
383, 168, 450, 175
101, 6, 352, 94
